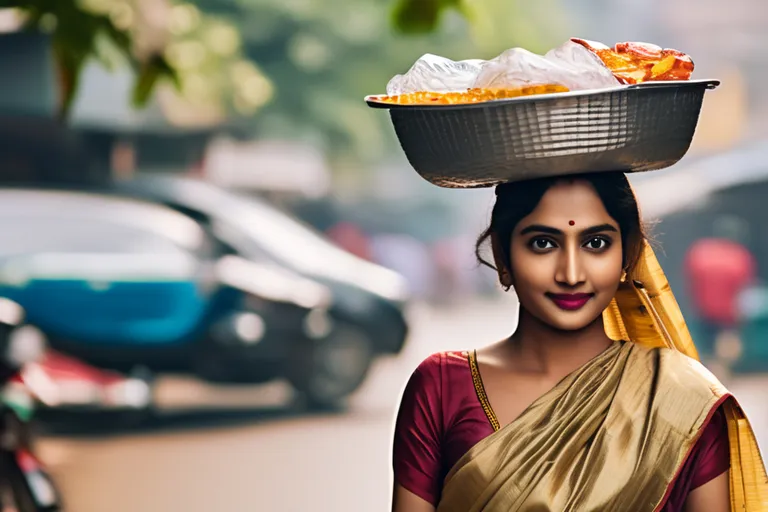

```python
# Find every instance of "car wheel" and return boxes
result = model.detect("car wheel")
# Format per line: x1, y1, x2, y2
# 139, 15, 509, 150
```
289, 323, 374, 411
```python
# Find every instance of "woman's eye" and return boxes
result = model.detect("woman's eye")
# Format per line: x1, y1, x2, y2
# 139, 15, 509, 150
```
584, 237, 610, 250
531, 238, 555, 250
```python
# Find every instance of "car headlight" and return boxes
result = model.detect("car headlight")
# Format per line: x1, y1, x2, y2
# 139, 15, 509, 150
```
233, 313, 266, 345
6, 325, 46, 367
303, 309, 334, 339
0, 298, 24, 326
213, 312, 267, 346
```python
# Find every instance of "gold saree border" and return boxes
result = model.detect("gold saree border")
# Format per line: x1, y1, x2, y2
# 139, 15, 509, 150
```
467, 350, 500, 433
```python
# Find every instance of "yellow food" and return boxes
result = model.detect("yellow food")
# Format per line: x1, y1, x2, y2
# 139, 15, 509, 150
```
374, 84, 570, 105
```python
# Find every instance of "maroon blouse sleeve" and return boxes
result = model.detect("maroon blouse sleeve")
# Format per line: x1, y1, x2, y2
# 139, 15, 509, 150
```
690, 406, 731, 490
392, 353, 444, 506
665, 405, 732, 510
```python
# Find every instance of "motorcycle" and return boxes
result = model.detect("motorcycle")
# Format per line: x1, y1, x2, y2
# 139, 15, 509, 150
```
0, 298, 62, 511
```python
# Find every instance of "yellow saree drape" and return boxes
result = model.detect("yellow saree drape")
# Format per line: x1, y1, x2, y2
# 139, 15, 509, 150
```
437, 241, 768, 512
607, 241, 768, 511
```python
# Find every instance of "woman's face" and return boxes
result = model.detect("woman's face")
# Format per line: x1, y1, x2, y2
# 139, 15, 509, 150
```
502, 179, 624, 331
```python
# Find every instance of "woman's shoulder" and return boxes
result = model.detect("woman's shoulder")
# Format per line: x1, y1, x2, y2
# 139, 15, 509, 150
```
396, 351, 475, 434
627, 342, 729, 398
399, 351, 476, 409
408, 350, 472, 384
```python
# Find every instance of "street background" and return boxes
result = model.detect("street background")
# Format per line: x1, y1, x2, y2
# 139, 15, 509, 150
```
0, 0, 767, 510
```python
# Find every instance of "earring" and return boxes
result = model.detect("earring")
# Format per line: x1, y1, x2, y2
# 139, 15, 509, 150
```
620, 270, 627, 283
500, 271, 513, 290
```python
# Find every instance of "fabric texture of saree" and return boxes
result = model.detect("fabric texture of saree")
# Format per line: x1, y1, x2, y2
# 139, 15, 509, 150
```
436, 241, 768, 512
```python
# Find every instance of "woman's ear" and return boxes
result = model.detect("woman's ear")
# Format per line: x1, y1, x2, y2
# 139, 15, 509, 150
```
490, 232, 513, 290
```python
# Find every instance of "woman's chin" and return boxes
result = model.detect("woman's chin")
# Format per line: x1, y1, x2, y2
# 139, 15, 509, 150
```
536, 308, 606, 332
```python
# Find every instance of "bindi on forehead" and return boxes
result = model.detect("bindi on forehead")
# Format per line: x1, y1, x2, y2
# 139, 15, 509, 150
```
568, 220, 575, 226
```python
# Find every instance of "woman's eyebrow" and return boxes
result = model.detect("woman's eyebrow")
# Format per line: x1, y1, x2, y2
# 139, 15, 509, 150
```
580, 224, 619, 236
519, 224, 562, 236
518, 223, 619, 236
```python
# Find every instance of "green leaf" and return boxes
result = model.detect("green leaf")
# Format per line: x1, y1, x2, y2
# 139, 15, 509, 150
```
390, 0, 464, 34
131, 54, 179, 107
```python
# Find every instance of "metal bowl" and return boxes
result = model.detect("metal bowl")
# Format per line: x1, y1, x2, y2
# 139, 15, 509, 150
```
366, 79, 720, 188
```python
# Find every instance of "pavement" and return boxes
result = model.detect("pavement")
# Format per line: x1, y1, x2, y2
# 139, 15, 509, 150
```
34, 297, 768, 512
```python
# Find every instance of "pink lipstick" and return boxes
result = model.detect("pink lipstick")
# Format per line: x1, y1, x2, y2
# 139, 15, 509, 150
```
547, 292, 593, 311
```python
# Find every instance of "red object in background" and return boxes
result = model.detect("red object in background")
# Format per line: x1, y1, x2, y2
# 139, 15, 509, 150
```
326, 222, 372, 261
684, 238, 757, 326
34, 351, 126, 388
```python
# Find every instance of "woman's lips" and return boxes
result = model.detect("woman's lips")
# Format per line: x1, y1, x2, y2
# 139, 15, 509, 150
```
546, 292, 594, 311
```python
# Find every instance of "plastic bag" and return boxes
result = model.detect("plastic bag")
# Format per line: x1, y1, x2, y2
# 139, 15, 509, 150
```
386, 54, 485, 96
473, 41, 619, 91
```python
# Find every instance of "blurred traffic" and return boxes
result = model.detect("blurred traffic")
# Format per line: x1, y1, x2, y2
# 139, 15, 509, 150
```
0, 0, 767, 510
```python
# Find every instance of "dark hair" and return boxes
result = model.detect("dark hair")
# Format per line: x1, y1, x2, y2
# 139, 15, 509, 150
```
475, 171, 647, 279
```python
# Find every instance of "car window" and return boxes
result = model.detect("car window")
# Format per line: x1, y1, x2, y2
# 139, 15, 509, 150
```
0, 190, 216, 261
0, 216, 191, 257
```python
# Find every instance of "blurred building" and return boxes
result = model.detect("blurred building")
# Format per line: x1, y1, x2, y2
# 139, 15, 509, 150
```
0, 31, 96, 184
0, 1, 262, 185
562, 0, 767, 148
69, 63, 224, 179
204, 138, 332, 199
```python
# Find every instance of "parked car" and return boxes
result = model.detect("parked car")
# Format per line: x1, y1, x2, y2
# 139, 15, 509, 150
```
112, 175, 411, 358
631, 143, 768, 373
0, 187, 386, 407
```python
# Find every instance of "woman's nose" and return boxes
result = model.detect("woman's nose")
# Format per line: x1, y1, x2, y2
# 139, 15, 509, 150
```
555, 245, 586, 286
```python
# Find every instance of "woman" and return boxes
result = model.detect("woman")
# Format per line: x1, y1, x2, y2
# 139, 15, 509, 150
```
392, 172, 768, 511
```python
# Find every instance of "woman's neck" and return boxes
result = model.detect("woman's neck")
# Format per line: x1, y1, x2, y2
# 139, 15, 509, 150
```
504, 307, 615, 375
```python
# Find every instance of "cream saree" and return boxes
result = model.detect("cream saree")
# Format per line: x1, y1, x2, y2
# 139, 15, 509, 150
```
437, 242, 768, 511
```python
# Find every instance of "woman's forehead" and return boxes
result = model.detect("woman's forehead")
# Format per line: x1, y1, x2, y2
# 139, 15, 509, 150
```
523, 181, 615, 226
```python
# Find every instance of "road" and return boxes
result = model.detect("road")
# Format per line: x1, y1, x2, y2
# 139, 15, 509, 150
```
35, 297, 768, 512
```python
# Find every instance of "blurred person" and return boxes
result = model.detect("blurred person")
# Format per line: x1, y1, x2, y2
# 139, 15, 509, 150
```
326, 221, 373, 261
684, 234, 756, 369
431, 235, 489, 303
684, 215, 757, 373
392, 173, 767, 512
370, 234, 434, 300
430, 238, 460, 305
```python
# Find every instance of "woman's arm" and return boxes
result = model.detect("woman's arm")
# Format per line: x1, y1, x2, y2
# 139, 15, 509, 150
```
683, 405, 731, 512
393, 484, 436, 512
684, 470, 730, 512
391, 354, 444, 512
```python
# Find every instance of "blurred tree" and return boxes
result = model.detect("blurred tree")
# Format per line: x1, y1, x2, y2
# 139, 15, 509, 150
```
391, 0, 568, 54
1, 0, 269, 123
0, 0, 177, 117
191, 0, 565, 169
3, 0, 566, 164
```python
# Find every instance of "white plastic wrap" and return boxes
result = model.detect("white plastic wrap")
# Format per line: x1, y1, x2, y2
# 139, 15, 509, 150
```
386, 41, 621, 95
385, 54, 485, 96
473, 42, 619, 91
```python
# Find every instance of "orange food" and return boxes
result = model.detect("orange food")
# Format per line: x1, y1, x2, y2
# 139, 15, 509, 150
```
571, 38, 694, 84
374, 84, 570, 105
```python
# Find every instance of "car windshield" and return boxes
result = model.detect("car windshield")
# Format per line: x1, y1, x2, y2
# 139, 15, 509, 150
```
171, 181, 372, 273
